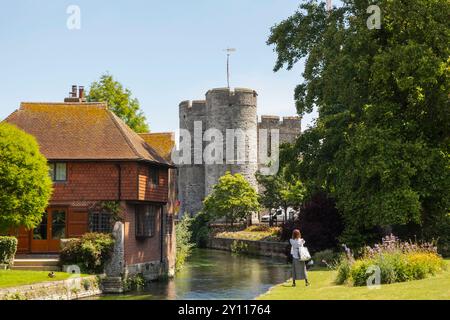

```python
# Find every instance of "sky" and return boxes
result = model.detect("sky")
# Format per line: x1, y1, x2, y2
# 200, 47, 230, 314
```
0, 0, 317, 134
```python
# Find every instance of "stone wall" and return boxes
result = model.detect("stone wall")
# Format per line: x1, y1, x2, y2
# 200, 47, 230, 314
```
207, 237, 289, 259
0, 275, 101, 300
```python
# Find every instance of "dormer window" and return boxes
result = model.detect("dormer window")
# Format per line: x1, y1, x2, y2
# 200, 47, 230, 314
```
49, 162, 67, 182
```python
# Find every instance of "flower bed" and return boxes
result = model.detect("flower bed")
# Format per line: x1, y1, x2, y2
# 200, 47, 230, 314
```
335, 235, 446, 286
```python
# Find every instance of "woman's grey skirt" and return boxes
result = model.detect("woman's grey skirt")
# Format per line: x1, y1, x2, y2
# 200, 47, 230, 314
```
292, 258, 308, 280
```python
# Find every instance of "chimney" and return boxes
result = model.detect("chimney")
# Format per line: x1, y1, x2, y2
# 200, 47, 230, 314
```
64, 85, 86, 102
78, 86, 85, 100
71, 85, 78, 97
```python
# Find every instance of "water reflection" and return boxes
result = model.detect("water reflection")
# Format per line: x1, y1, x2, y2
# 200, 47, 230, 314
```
95, 248, 291, 300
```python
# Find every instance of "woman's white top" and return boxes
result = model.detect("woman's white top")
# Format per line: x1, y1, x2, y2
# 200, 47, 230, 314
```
290, 238, 305, 259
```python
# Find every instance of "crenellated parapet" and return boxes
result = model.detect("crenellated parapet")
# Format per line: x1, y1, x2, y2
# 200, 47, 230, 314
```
258, 115, 301, 145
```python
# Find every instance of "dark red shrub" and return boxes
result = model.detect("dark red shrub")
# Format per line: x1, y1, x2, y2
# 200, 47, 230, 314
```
281, 192, 344, 253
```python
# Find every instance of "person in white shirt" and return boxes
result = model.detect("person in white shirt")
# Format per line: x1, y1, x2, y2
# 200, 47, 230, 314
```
290, 229, 310, 287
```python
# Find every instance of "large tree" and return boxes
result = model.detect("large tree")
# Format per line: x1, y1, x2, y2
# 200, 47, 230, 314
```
257, 166, 306, 224
0, 123, 53, 232
268, 0, 450, 247
88, 73, 149, 133
203, 172, 260, 226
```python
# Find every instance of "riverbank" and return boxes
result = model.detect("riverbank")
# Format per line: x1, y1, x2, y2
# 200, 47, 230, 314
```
258, 259, 450, 300
0, 271, 100, 300
207, 225, 288, 258
207, 237, 288, 259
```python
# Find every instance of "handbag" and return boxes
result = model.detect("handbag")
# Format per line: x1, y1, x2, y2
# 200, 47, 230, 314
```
298, 246, 311, 262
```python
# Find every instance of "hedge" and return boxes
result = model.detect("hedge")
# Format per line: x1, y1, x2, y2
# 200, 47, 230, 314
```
0, 236, 18, 267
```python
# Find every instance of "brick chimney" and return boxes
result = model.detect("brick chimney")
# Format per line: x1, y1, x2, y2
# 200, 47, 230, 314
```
64, 85, 87, 102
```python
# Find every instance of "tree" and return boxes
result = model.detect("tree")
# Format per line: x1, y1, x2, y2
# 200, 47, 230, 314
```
268, 0, 450, 246
203, 172, 260, 227
0, 123, 53, 232
87, 73, 149, 133
280, 192, 344, 253
257, 167, 306, 225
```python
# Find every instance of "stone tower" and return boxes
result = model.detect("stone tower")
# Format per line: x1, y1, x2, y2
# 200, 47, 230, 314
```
177, 87, 301, 217
204, 88, 258, 195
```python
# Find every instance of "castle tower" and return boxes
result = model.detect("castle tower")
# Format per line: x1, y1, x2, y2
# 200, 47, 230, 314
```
177, 87, 301, 219
178, 100, 206, 216
204, 88, 259, 195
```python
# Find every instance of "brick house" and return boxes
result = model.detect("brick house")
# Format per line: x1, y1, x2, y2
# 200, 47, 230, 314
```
2, 88, 177, 278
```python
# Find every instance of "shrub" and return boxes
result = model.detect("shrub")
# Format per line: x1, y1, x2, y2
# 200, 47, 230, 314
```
230, 240, 249, 255
60, 233, 114, 274
0, 236, 17, 267
312, 249, 341, 268
335, 257, 351, 285
123, 273, 146, 292
190, 211, 212, 248
336, 235, 446, 286
280, 192, 343, 253
175, 215, 194, 272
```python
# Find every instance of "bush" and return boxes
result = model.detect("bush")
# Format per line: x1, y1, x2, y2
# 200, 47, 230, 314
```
0, 236, 17, 267
123, 273, 146, 292
190, 211, 212, 248
0, 123, 53, 231
312, 249, 341, 268
175, 215, 194, 272
280, 192, 343, 253
230, 240, 249, 255
60, 233, 114, 274
335, 257, 351, 285
336, 235, 446, 286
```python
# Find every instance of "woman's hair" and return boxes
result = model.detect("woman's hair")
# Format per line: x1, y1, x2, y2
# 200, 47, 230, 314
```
292, 229, 301, 239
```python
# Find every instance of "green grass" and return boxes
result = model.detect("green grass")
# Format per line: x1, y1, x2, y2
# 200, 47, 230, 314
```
0, 270, 85, 289
258, 259, 450, 300
214, 226, 281, 242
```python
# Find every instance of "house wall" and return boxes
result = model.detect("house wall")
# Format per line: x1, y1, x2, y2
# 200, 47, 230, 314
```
137, 163, 169, 202
123, 203, 162, 266
52, 162, 169, 202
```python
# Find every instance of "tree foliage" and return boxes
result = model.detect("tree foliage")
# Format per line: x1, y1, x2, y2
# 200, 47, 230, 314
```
257, 164, 306, 223
281, 192, 344, 253
0, 123, 53, 232
203, 172, 260, 226
87, 73, 149, 133
268, 0, 450, 246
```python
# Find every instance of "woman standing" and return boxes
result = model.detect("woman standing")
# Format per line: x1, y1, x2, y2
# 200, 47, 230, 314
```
290, 229, 310, 287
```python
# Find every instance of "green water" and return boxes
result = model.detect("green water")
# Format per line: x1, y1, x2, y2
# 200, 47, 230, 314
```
94, 249, 291, 300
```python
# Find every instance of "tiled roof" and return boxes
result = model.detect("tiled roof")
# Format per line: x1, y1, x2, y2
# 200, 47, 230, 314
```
3, 102, 170, 166
139, 132, 175, 163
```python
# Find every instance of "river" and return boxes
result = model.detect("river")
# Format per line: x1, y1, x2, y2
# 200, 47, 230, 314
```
92, 248, 291, 300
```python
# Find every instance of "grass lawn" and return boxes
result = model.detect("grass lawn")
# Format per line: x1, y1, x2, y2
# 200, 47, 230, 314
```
258, 259, 450, 300
0, 270, 86, 289
214, 226, 281, 242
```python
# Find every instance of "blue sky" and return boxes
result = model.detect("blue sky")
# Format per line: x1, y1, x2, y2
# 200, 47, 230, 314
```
0, 0, 317, 133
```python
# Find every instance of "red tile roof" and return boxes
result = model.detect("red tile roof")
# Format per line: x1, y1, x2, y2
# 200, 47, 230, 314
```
139, 132, 175, 163
3, 102, 170, 166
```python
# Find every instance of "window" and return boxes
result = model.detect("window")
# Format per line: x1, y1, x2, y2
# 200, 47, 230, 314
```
49, 162, 67, 182
89, 211, 112, 233
135, 205, 160, 238
149, 167, 159, 187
